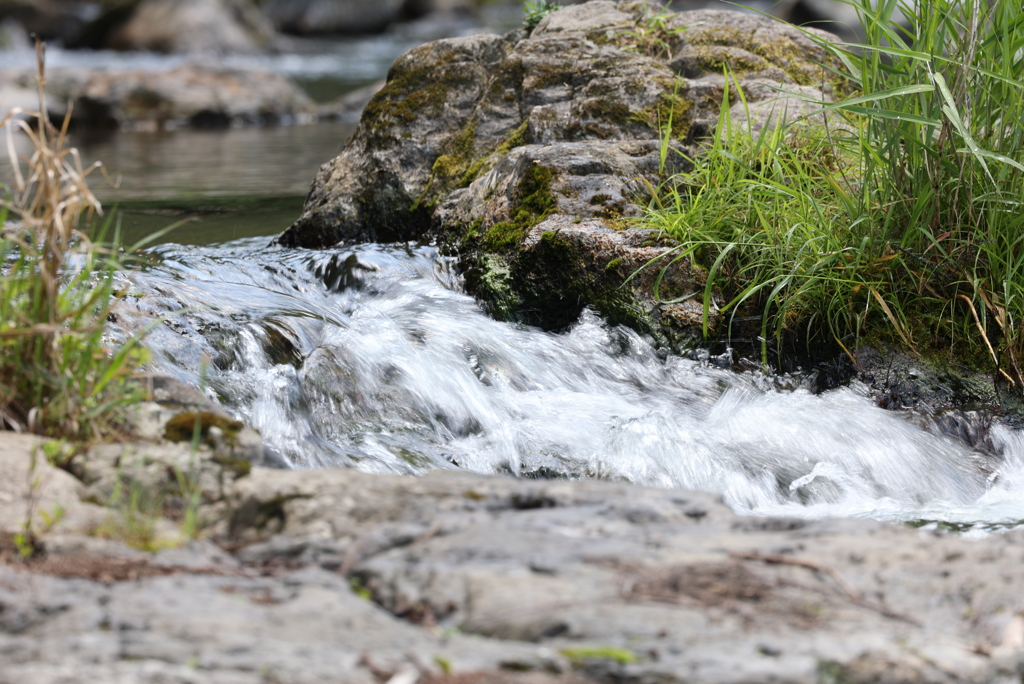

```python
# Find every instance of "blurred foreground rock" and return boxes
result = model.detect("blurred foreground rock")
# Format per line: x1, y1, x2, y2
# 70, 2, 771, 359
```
2, 374, 1024, 682
4, 424, 1024, 683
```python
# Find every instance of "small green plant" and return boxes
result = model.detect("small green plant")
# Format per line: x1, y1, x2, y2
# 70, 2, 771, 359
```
94, 457, 206, 551
11, 529, 36, 558
618, 2, 687, 59
14, 443, 68, 558
0, 39, 152, 439
95, 409, 212, 550
96, 475, 167, 551
523, 0, 559, 30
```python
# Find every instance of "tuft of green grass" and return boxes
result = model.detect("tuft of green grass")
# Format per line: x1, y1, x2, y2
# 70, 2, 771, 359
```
833, 0, 1024, 383
616, 1, 688, 59
639, 0, 1024, 381
94, 465, 205, 552
0, 39, 153, 439
523, 1, 560, 30
638, 76, 880, 366
94, 476, 170, 552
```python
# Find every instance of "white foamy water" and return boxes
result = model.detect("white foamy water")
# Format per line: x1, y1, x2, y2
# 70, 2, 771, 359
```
111, 237, 1024, 530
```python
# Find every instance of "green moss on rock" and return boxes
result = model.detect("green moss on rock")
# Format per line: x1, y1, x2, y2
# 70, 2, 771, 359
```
361, 45, 479, 141
509, 229, 660, 336
498, 119, 531, 155
518, 164, 557, 217
632, 90, 692, 139
484, 221, 528, 251
685, 27, 829, 86
164, 411, 243, 444
560, 646, 638, 666
581, 98, 635, 126
461, 119, 533, 188
688, 26, 752, 48
688, 45, 769, 74
363, 67, 448, 131
480, 163, 559, 251
528, 63, 575, 89
431, 119, 479, 185
431, 155, 461, 178
475, 254, 522, 321
458, 154, 492, 189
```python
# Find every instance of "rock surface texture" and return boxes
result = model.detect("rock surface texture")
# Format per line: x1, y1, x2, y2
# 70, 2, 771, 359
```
275, 1, 843, 346
3, 430, 1024, 683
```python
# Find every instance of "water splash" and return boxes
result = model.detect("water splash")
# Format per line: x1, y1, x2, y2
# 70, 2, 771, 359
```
112, 237, 1024, 529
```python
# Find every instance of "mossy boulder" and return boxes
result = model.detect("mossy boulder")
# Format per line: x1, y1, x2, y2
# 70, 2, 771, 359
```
276, 31, 508, 248
274, 0, 842, 345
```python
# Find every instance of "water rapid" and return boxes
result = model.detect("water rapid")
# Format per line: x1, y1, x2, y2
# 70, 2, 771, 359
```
112, 236, 1024, 531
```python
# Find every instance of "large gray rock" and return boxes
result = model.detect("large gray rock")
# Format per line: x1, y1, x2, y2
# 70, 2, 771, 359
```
106, 0, 275, 54
275, 1, 843, 344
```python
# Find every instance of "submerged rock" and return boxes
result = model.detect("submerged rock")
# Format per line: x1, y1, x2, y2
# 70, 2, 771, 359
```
106, 0, 275, 54
261, 0, 527, 36
262, 0, 408, 35
76, 65, 315, 129
0, 0, 100, 45
0, 64, 316, 130
275, 0, 843, 345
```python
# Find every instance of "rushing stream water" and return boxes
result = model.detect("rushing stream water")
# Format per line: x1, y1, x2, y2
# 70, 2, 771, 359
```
108, 236, 1024, 532
5, 6, 1021, 531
